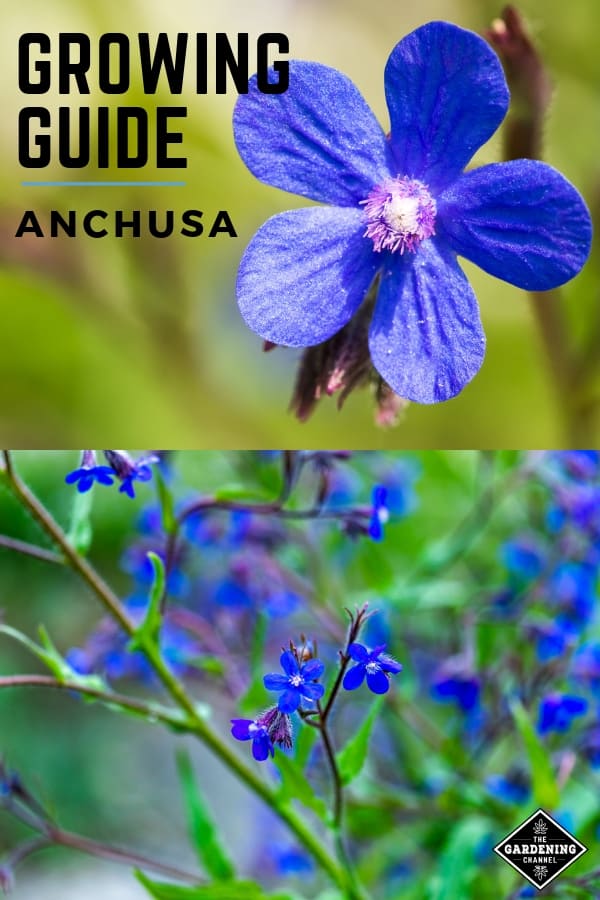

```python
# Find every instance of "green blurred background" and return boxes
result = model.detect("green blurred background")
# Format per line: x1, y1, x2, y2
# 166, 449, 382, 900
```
1, 0, 598, 447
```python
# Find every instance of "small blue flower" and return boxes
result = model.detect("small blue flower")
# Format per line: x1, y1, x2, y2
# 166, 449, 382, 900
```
103, 451, 160, 499
537, 693, 588, 735
231, 706, 293, 760
343, 642, 402, 694
264, 650, 325, 713
485, 773, 530, 805
65, 451, 115, 493
65, 465, 115, 493
501, 537, 545, 581
233, 21, 591, 403
230, 718, 274, 762
368, 485, 389, 541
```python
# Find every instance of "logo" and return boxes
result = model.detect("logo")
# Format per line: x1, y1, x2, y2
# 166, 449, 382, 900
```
494, 809, 587, 890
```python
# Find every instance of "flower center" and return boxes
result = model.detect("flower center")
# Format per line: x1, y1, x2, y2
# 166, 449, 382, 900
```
361, 176, 436, 254
289, 674, 303, 687
365, 662, 381, 675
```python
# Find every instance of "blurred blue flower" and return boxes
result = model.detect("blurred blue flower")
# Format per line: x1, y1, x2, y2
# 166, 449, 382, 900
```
432, 671, 480, 714
501, 537, 545, 581
537, 693, 588, 735
271, 845, 313, 876
368, 486, 389, 541
530, 622, 568, 662
572, 643, 600, 695
343, 642, 402, 694
485, 773, 530, 805
234, 22, 590, 403
264, 651, 325, 713
550, 562, 596, 634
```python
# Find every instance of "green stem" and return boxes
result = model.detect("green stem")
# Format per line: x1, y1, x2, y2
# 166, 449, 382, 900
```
0, 452, 357, 898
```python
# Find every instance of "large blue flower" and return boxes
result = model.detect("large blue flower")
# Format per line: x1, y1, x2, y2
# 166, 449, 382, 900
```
233, 21, 591, 403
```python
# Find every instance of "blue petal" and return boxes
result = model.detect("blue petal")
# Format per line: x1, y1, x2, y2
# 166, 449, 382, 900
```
237, 206, 378, 346
230, 719, 252, 740
300, 659, 324, 681
342, 664, 366, 691
65, 468, 85, 484
280, 650, 299, 677
348, 643, 368, 663
301, 683, 325, 701
119, 479, 136, 498
233, 61, 389, 206
369, 240, 485, 403
366, 668, 390, 694
252, 734, 273, 761
384, 22, 508, 190
278, 689, 301, 713
438, 160, 592, 290
264, 673, 289, 691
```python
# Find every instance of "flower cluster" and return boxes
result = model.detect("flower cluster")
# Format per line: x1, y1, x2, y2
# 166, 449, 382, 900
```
65, 450, 159, 498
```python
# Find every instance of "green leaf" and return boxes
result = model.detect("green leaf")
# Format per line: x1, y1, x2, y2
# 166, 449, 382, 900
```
136, 871, 294, 900
426, 817, 491, 900
509, 699, 560, 808
155, 470, 177, 535
66, 486, 93, 555
275, 754, 328, 822
175, 749, 235, 882
128, 552, 165, 652
336, 697, 384, 786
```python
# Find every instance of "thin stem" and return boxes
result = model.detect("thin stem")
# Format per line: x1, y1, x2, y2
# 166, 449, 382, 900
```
45, 825, 202, 884
0, 675, 186, 730
0, 452, 354, 898
0, 535, 63, 565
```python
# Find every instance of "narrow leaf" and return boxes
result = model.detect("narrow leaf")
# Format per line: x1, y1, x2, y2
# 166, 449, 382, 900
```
66, 487, 93, 555
155, 470, 177, 535
136, 871, 293, 900
128, 552, 165, 652
337, 697, 384, 786
509, 699, 560, 808
275, 754, 328, 822
175, 749, 235, 882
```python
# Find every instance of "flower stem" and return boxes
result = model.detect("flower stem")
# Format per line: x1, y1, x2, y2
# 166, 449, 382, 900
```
0, 452, 357, 899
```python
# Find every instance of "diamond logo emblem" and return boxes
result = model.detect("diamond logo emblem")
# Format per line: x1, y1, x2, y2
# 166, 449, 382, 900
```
494, 808, 587, 890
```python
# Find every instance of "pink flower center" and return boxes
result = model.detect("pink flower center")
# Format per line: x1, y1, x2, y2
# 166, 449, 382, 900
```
361, 176, 436, 254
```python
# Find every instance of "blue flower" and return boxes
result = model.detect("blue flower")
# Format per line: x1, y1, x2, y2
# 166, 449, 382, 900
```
65, 451, 115, 492
537, 693, 588, 735
263, 650, 325, 713
103, 451, 159, 499
368, 485, 389, 541
233, 21, 591, 403
231, 706, 293, 760
485, 773, 530, 805
65, 465, 115, 493
501, 537, 545, 581
343, 642, 402, 694
230, 718, 274, 762
432, 672, 480, 713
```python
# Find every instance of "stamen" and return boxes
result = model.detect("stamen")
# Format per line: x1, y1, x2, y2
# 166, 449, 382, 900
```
361, 176, 436, 254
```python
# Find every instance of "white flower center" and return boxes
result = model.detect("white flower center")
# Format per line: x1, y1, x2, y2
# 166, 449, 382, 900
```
365, 662, 380, 674
289, 674, 303, 687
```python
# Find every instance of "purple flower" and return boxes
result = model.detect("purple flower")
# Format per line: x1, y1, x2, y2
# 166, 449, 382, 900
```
343, 642, 402, 694
231, 706, 293, 761
65, 451, 114, 493
104, 451, 159, 499
368, 485, 389, 541
537, 693, 588, 735
233, 21, 591, 403
264, 650, 325, 713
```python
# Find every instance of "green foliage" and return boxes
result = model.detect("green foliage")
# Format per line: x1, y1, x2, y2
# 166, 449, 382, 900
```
510, 700, 560, 809
337, 697, 384, 786
128, 552, 165, 652
66, 486, 94, 555
175, 749, 235, 882
136, 871, 296, 900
